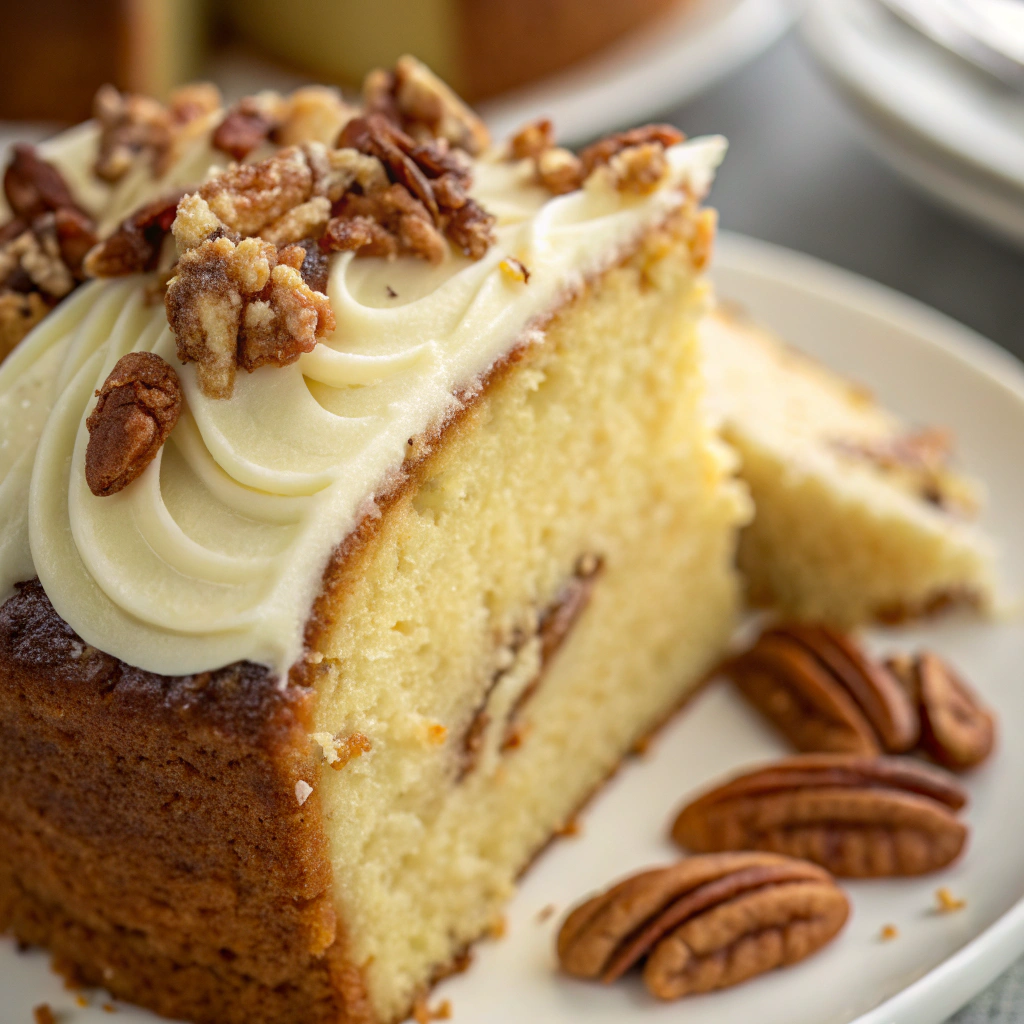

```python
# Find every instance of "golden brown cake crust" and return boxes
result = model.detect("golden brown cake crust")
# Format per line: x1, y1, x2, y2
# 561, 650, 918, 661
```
0, 579, 369, 1024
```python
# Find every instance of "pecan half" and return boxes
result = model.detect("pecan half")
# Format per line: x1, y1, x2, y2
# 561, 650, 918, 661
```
727, 625, 918, 756
672, 754, 968, 877
886, 652, 995, 772
85, 352, 182, 496
557, 852, 848, 999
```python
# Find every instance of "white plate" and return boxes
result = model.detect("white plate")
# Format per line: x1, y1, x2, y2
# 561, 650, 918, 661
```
5, 235, 1024, 1023
801, 0, 1024, 248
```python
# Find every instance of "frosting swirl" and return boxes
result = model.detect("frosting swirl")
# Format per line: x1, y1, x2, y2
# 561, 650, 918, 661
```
0, 132, 725, 677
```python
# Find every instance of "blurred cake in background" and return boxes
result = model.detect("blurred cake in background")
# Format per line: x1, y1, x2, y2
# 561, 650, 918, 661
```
0, 0, 207, 122
224, 0, 688, 99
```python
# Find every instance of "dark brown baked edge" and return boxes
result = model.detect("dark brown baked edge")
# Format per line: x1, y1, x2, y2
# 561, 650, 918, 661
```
0, 208, 706, 1024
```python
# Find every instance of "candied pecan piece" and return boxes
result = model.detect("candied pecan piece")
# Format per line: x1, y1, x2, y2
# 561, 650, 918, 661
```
93, 84, 174, 183
4, 144, 79, 219
510, 118, 555, 161
0, 219, 75, 298
53, 207, 98, 276
579, 124, 685, 177
672, 753, 968, 877
259, 196, 332, 247
281, 237, 330, 293
199, 146, 314, 236
213, 96, 278, 160
166, 203, 334, 399
320, 214, 398, 260
277, 86, 354, 147
84, 189, 188, 277
536, 147, 584, 195
0, 290, 50, 362
366, 56, 490, 156
557, 852, 847, 999
85, 352, 182, 496
238, 262, 334, 372
886, 652, 996, 771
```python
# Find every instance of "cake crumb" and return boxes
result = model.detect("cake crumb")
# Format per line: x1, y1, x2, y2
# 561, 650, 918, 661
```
33, 1005, 57, 1024
329, 732, 373, 770
631, 733, 652, 756
499, 256, 530, 284
426, 723, 448, 745
935, 887, 966, 914
295, 780, 313, 806
557, 816, 582, 838
75, 995, 89, 1008
879, 924, 899, 942
102, 1005, 117, 1014
411, 996, 452, 1023
536, 904, 556, 923
488, 916, 508, 940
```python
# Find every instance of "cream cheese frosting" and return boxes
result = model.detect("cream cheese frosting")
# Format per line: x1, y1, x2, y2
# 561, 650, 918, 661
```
0, 126, 725, 679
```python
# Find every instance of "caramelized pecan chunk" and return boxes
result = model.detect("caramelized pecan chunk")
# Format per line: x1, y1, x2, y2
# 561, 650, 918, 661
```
579, 124, 685, 176
213, 96, 279, 160
85, 352, 182, 496
84, 190, 187, 277
4, 144, 79, 219
93, 83, 221, 183
886, 652, 995, 771
331, 114, 495, 262
165, 194, 334, 399
509, 118, 555, 161
729, 625, 919, 756
557, 852, 848, 999
672, 754, 968, 877
579, 124, 685, 195
1, 144, 97, 319
364, 55, 491, 156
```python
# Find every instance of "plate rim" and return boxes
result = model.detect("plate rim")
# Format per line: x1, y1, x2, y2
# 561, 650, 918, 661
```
716, 230, 1024, 1023
479, 0, 793, 145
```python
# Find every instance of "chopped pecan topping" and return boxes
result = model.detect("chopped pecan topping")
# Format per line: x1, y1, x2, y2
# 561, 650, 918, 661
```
557, 852, 848, 999
332, 114, 494, 262
365, 55, 491, 156
671, 754, 969, 877
165, 194, 334, 399
727, 624, 919, 756
0, 291, 49, 362
885, 652, 995, 772
93, 82, 221, 183
4, 144, 79, 219
85, 352, 182, 496
509, 118, 555, 161
213, 95, 279, 161
536, 147, 585, 195
0, 144, 97, 317
84, 189, 186, 277
579, 124, 685, 176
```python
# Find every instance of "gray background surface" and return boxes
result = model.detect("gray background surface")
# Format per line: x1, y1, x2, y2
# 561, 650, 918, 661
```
665, 28, 1024, 1021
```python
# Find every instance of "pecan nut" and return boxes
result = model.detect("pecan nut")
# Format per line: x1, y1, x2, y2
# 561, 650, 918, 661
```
886, 652, 995, 771
727, 625, 919, 756
85, 352, 182, 496
557, 852, 848, 999
84, 190, 187, 277
671, 754, 968, 877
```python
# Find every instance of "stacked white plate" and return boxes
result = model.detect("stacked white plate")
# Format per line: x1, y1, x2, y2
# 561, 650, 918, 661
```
802, 0, 1024, 248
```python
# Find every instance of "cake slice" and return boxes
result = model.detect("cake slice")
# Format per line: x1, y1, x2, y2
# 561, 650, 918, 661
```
0, 62, 746, 1023
701, 306, 995, 625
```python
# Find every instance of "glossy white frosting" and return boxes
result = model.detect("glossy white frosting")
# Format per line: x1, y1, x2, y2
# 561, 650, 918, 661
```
0, 129, 725, 678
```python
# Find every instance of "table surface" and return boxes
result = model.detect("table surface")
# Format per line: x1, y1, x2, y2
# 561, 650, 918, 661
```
665, 27, 1024, 1022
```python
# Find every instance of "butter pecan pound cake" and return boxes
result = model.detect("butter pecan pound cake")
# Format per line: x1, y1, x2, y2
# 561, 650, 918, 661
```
0, 59, 747, 1023
702, 307, 995, 625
